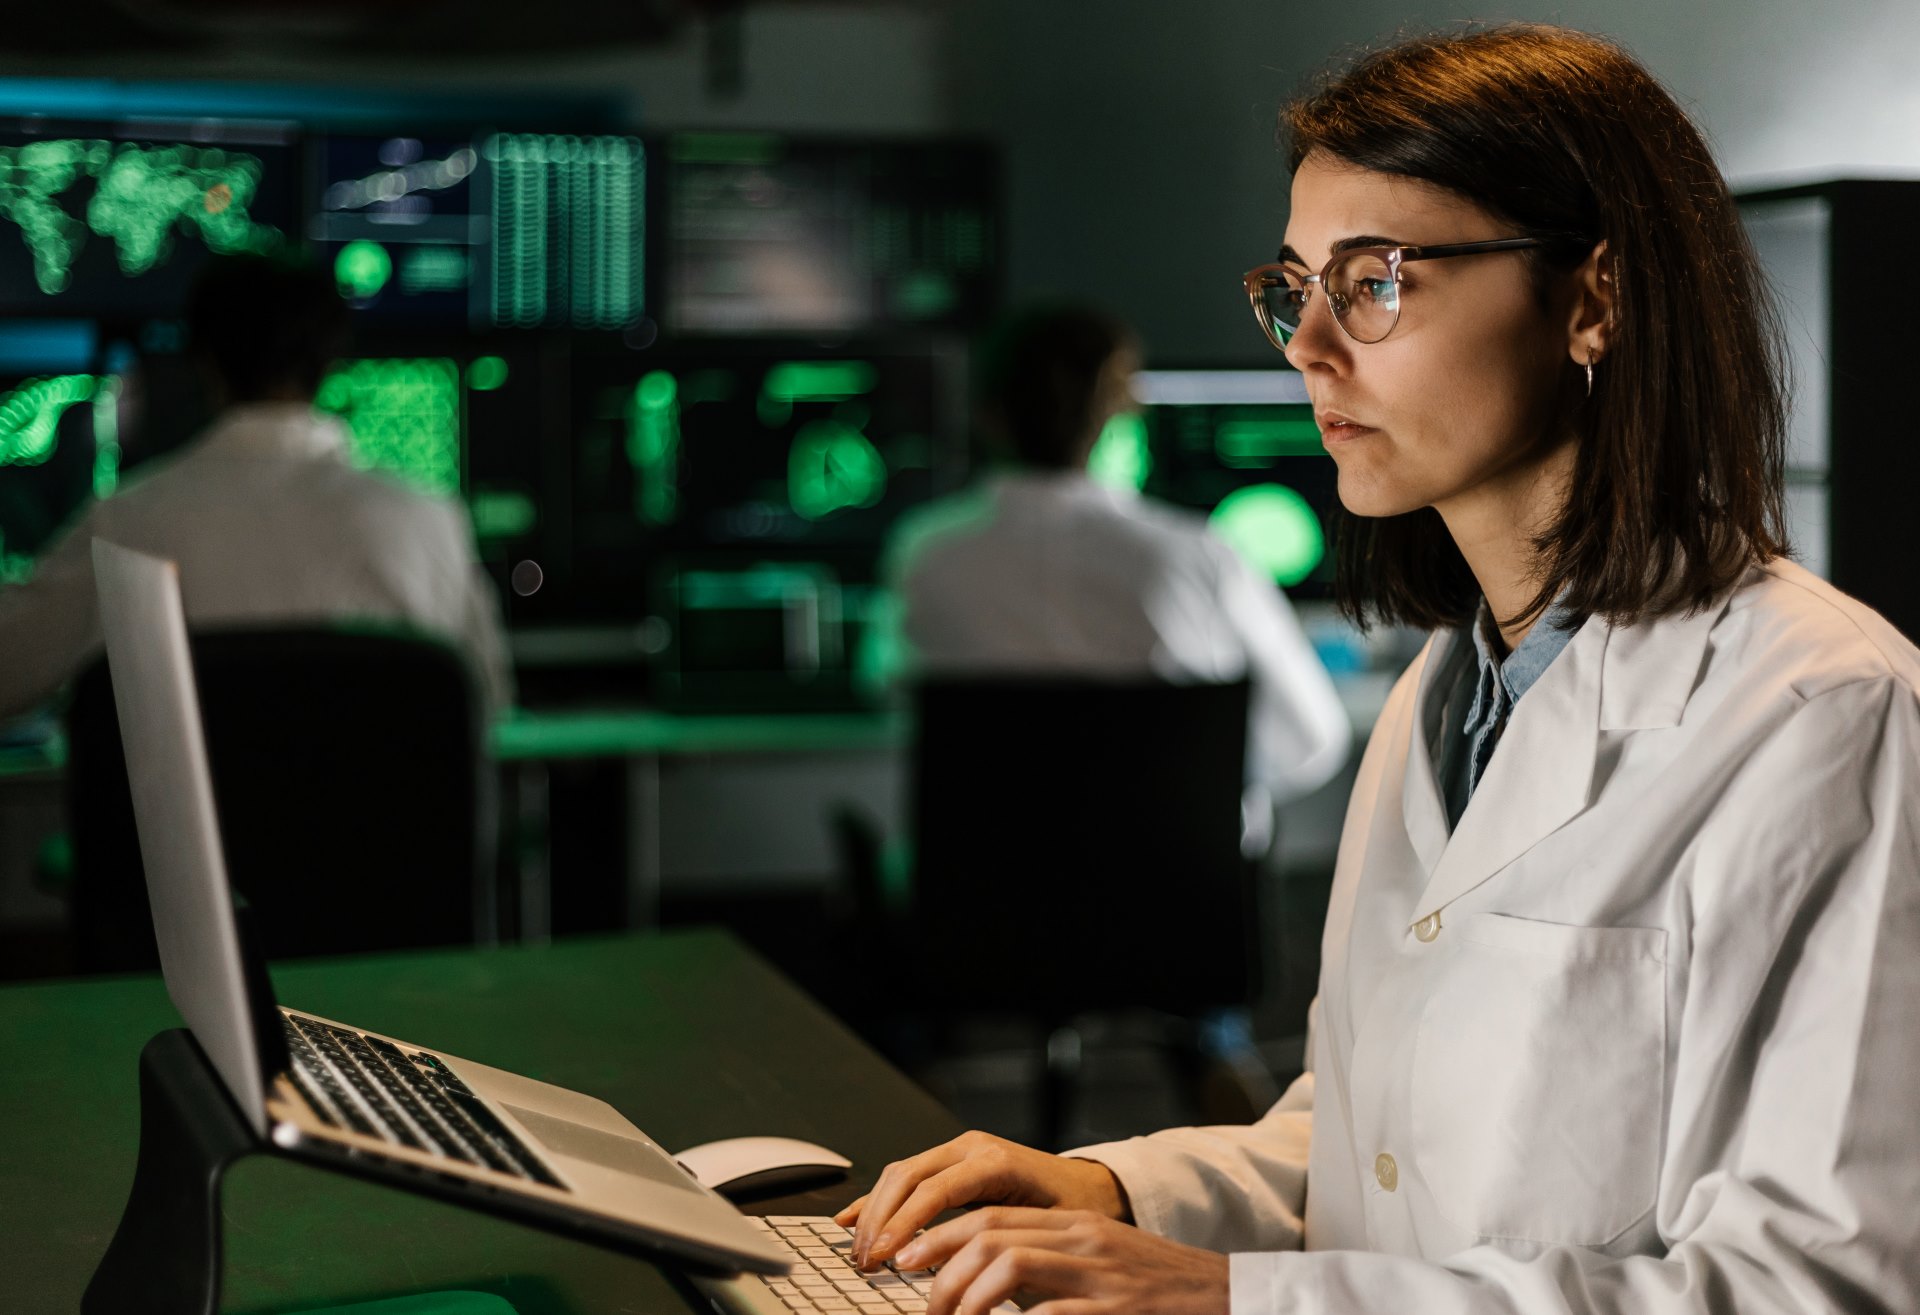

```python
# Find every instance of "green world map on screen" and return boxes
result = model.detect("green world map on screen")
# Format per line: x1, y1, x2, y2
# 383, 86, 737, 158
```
0, 139, 282, 295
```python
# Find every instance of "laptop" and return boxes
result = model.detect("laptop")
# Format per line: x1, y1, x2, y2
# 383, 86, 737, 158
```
90, 538, 972, 1315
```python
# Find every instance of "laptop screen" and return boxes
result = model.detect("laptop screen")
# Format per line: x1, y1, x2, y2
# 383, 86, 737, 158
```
90, 538, 281, 1136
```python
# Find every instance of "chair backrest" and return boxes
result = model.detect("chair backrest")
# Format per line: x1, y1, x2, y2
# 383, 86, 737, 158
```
909, 677, 1257, 1019
67, 625, 493, 974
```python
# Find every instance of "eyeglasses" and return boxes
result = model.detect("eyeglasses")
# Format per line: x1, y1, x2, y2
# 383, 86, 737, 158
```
1242, 237, 1551, 349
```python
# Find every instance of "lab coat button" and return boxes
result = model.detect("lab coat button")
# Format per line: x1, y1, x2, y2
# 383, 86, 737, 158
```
1413, 912, 1441, 943
1374, 1152, 1398, 1192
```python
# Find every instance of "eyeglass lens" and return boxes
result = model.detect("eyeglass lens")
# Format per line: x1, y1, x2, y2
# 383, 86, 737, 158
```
1262, 251, 1401, 345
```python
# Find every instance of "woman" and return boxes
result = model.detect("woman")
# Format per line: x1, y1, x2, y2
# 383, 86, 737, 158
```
835, 24, 1920, 1315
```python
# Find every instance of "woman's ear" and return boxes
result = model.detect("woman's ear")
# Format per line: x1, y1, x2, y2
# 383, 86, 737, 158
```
1566, 240, 1615, 366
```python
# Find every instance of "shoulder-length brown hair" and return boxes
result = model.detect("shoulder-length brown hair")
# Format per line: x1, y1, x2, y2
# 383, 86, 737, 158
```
1284, 25, 1790, 632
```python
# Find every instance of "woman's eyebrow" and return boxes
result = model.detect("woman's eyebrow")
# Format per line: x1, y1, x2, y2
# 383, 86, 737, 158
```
1275, 234, 1406, 264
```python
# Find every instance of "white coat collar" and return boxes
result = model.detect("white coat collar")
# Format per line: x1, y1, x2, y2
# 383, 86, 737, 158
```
1402, 582, 1733, 927
193, 403, 349, 463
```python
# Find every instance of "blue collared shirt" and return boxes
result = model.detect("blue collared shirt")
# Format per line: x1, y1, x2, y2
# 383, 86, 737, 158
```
1432, 597, 1581, 831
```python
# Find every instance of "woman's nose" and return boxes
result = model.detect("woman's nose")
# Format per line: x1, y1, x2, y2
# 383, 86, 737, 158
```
1282, 290, 1348, 372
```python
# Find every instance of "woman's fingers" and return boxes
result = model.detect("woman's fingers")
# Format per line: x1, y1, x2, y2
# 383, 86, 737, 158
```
859, 1169, 989, 1267
849, 1138, 972, 1263
921, 1213, 1121, 1313
898, 1206, 1091, 1269
832, 1192, 869, 1227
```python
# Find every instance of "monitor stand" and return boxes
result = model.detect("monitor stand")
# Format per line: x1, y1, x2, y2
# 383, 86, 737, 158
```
84, 1029, 259, 1315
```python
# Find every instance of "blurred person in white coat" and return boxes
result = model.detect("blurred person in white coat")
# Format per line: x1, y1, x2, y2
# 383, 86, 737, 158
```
882, 304, 1350, 807
0, 253, 511, 719
831, 25, 1920, 1315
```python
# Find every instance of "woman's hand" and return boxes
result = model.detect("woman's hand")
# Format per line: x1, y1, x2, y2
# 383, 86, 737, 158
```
895, 1205, 1230, 1315
834, 1130, 1131, 1269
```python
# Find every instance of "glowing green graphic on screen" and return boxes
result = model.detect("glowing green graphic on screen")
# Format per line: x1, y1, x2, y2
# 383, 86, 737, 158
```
627, 370, 680, 525
466, 356, 509, 392
1210, 484, 1325, 586
469, 488, 537, 539
1215, 414, 1323, 466
0, 140, 281, 295
315, 358, 460, 494
1089, 412, 1151, 492
91, 375, 121, 498
758, 361, 878, 428
484, 133, 645, 329
0, 374, 98, 468
679, 563, 825, 609
399, 244, 468, 295
789, 419, 886, 520
334, 240, 392, 299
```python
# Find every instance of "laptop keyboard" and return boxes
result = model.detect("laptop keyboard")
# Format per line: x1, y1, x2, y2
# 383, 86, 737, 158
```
747, 1217, 1018, 1313
280, 1013, 566, 1189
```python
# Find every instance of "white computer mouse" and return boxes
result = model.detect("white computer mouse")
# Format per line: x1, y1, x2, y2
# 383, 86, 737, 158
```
674, 1135, 853, 1194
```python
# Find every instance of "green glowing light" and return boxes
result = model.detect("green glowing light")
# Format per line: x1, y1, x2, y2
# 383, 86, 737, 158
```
399, 244, 468, 295
1089, 411, 1151, 492
484, 133, 645, 330
466, 356, 509, 392
679, 564, 823, 609
789, 419, 886, 520
0, 139, 281, 295
1215, 413, 1324, 466
469, 488, 538, 539
0, 374, 98, 468
1209, 484, 1325, 587
91, 375, 121, 498
763, 361, 879, 403
316, 358, 460, 494
335, 240, 393, 299
627, 370, 680, 525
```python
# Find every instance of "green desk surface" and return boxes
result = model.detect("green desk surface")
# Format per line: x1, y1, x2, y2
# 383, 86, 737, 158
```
0, 709, 904, 778
0, 929, 961, 1314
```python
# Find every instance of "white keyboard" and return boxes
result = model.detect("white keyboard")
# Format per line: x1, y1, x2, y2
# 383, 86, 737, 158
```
746, 1217, 1019, 1313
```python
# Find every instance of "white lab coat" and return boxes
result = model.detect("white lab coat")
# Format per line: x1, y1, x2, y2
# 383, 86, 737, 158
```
885, 471, 1351, 803
0, 402, 512, 719
1070, 558, 1920, 1314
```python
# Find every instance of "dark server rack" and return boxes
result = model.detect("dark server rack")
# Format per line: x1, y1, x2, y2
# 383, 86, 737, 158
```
1739, 179, 1920, 644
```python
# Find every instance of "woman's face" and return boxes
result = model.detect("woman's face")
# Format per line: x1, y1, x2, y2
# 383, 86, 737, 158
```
1281, 152, 1578, 522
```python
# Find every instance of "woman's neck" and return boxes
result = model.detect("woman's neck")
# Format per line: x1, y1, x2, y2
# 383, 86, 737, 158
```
1437, 439, 1578, 654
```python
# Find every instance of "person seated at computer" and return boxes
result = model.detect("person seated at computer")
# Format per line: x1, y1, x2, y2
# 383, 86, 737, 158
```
880, 303, 1351, 807
0, 253, 512, 719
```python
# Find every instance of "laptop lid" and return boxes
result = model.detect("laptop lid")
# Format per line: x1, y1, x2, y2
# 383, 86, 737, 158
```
89, 539, 790, 1281
91, 538, 275, 1136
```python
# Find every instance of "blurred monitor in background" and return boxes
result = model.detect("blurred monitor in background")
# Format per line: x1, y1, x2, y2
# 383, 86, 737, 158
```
878, 304, 1350, 805
0, 252, 510, 719
545, 339, 967, 709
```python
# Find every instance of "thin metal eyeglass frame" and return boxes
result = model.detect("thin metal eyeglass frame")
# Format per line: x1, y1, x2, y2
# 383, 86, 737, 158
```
1242, 237, 1551, 349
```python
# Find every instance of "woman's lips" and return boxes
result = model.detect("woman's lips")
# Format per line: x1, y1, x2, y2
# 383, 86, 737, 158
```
1316, 412, 1378, 444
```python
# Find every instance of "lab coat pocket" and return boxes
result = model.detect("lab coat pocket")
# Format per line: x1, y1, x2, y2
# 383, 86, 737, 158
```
1410, 912, 1667, 1245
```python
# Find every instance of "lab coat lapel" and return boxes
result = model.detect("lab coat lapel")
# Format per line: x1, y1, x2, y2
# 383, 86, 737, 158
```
1410, 617, 1609, 921
1400, 633, 1456, 881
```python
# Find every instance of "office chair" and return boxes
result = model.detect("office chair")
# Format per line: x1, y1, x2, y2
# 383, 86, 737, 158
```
897, 676, 1268, 1147
66, 625, 495, 974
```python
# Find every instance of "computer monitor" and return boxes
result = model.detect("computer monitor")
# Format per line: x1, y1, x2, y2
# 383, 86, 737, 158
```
662, 133, 998, 336
566, 336, 966, 578
0, 322, 120, 580
545, 340, 966, 702
1095, 368, 1337, 599
309, 130, 647, 331
0, 116, 300, 323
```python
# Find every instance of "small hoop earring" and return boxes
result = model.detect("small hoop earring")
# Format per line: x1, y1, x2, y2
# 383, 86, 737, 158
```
1585, 352, 1596, 398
